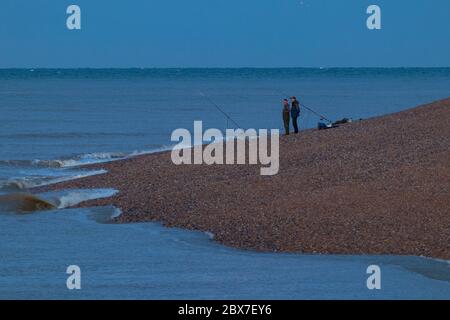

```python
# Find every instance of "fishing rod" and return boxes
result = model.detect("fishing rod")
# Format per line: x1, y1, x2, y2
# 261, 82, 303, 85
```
199, 91, 242, 128
300, 103, 333, 124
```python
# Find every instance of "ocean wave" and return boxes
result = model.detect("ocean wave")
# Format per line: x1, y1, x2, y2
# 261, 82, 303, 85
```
0, 138, 252, 171
0, 170, 107, 191
46, 189, 118, 209
0, 146, 172, 193
0, 152, 128, 169
0, 188, 118, 214
0, 145, 176, 170
0, 159, 39, 167
128, 145, 175, 156
0, 193, 56, 213
3, 134, 258, 170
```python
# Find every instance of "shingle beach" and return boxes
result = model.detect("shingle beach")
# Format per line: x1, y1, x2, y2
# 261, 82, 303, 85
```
39, 98, 450, 259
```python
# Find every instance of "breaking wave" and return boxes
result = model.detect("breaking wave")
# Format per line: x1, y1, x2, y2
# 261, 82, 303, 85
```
43, 189, 119, 209
0, 189, 118, 214
0, 170, 107, 191
0, 147, 173, 169
0, 146, 172, 198
0, 152, 126, 168
0, 193, 56, 213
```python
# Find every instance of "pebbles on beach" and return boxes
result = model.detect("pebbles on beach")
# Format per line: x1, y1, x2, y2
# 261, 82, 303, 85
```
39, 98, 450, 259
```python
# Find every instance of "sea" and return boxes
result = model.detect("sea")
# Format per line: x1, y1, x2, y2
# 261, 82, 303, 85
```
0, 68, 449, 299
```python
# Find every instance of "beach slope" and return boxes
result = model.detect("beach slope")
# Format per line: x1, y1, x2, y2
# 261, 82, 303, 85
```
41, 98, 450, 259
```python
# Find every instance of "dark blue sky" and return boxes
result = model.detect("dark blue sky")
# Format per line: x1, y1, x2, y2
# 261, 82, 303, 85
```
1, 0, 449, 67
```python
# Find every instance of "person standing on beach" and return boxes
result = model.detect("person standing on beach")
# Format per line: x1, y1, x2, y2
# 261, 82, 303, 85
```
290, 96, 300, 134
282, 99, 290, 135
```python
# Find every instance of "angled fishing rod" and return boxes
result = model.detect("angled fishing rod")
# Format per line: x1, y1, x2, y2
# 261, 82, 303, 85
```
300, 103, 333, 124
198, 91, 242, 128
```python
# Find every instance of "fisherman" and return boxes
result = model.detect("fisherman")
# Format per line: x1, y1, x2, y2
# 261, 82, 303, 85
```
290, 96, 300, 134
282, 99, 290, 135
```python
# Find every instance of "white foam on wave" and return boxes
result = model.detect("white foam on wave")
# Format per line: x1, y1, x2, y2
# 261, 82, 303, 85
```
39, 188, 118, 209
32, 152, 127, 168
204, 231, 215, 240
0, 188, 118, 214
128, 146, 174, 157
0, 146, 174, 195
30, 148, 170, 169
0, 153, 127, 169
1, 145, 177, 173
55, 189, 118, 209
0, 169, 107, 190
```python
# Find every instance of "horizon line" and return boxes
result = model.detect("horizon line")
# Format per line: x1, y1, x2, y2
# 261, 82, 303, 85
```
1, 66, 450, 70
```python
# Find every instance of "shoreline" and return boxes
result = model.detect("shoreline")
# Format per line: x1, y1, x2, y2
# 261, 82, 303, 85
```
37, 98, 450, 260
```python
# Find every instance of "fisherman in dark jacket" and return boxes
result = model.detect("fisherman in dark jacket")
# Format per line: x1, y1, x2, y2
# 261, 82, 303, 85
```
282, 99, 290, 135
290, 96, 300, 133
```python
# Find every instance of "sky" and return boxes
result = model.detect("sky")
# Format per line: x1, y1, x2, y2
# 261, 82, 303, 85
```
0, 0, 449, 68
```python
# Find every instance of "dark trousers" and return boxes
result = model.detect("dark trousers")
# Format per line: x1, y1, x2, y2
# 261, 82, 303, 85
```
292, 116, 299, 133
283, 114, 290, 135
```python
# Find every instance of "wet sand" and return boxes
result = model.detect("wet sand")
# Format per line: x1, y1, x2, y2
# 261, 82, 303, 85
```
38, 98, 450, 259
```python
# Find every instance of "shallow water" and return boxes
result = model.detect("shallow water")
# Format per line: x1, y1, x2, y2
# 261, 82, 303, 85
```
0, 207, 448, 299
